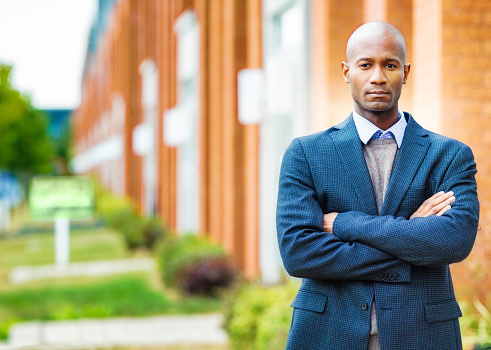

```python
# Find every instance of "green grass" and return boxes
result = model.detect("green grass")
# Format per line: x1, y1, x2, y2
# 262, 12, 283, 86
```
0, 273, 221, 340
0, 274, 220, 320
19, 346, 230, 350
119, 346, 229, 350
0, 227, 128, 270
0, 227, 223, 340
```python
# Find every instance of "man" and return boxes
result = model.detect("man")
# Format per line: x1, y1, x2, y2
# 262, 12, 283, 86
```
276, 22, 479, 350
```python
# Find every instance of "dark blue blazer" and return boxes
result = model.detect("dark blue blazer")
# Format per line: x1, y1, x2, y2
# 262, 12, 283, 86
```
276, 113, 479, 350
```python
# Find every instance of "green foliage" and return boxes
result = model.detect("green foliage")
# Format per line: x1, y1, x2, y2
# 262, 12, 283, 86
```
96, 189, 138, 230
0, 64, 53, 176
0, 277, 166, 319
0, 319, 16, 340
158, 234, 225, 289
122, 216, 166, 250
53, 122, 73, 175
0, 274, 222, 340
95, 186, 166, 250
222, 281, 299, 350
51, 304, 114, 320
460, 299, 491, 348
177, 256, 237, 296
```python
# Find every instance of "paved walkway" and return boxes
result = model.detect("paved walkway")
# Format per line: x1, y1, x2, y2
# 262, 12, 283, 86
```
9, 258, 156, 284
0, 314, 229, 349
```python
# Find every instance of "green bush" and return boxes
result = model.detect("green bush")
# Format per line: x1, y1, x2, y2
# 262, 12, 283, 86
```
460, 299, 491, 348
95, 190, 138, 230
138, 216, 166, 250
119, 216, 166, 250
158, 234, 227, 289
177, 255, 237, 296
0, 319, 16, 340
95, 188, 166, 250
223, 281, 299, 350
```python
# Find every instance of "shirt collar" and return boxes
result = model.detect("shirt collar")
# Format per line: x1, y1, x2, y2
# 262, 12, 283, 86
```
352, 110, 407, 148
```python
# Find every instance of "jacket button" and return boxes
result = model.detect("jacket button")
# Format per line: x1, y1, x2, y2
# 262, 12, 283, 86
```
361, 302, 369, 310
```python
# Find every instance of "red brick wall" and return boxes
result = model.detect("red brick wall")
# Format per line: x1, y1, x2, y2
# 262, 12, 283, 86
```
73, 0, 491, 284
413, 0, 442, 132
310, 0, 364, 131
439, 0, 491, 303
75, 0, 262, 276
193, 0, 261, 276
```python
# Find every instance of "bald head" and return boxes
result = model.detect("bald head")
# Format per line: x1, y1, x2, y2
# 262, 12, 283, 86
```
346, 22, 406, 63
341, 21, 411, 126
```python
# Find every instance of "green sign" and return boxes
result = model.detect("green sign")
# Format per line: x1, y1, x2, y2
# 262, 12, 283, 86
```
29, 176, 94, 221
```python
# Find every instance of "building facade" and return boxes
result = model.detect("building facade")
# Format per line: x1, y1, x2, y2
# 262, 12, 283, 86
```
73, 0, 491, 298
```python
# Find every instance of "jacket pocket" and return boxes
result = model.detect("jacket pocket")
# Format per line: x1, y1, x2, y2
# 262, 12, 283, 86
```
291, 290, 328, 313
424, 299, 462, 324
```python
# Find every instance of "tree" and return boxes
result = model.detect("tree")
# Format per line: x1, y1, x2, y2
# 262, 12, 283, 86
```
52, 117, 73, 175
0, 64, 54, 184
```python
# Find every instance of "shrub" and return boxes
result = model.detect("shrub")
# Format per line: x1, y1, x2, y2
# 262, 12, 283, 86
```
158, 234, 234, 294
95, 190, 138, 231
460, 299, 491, 348
95, 187, 166, 250
177, 255, 237, 296
120, 216, 166, 250
139, 216, 166, 250
223, 281, 299, 350
255, 299, 294, 350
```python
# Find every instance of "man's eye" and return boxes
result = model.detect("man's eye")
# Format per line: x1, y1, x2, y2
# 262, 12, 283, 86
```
387, 64, 397, 69
359, 63, 370, 68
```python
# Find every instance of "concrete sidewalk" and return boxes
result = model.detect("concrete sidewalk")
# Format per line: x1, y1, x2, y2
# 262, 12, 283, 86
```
9, 258, 156, 284
0, 314, 229, 349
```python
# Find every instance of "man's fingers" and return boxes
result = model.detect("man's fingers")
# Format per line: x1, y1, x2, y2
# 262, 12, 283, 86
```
323, 212, 338, 234
417, 191, 444, 215
426, 191, 445, 203
410, 191, 455, 219
436, 205, 451, 216
427, 191, 453, 208
430, 196, 455, 214
421, 191, 454, 215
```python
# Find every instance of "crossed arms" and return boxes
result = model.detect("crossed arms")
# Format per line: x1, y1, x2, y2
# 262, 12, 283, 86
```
323, 191, 455, 233
276, 138, 479, 282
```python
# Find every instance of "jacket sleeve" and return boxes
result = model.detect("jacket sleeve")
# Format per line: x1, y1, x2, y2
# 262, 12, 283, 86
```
276, 138, 411, 282
333, 145, 479, 267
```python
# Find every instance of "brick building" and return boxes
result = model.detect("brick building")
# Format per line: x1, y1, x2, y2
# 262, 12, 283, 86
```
73, 0, 491, 298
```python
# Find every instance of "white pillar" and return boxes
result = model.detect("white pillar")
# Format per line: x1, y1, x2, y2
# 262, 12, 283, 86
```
0, 199, 10, 233
54, 218, 70, 266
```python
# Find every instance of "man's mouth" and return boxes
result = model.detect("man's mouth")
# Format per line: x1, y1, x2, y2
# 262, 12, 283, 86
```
368, 91, 389, 95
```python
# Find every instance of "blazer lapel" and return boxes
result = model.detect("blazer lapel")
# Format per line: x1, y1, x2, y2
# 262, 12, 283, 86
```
330, 115, 378, 215
380, 113, 431, 216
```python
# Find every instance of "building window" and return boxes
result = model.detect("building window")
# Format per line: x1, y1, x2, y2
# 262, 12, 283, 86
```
139, 60, 159, 215
174, 11, 200, 234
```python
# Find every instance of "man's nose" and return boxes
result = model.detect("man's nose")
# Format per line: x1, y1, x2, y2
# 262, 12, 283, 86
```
370, 65, 387, 84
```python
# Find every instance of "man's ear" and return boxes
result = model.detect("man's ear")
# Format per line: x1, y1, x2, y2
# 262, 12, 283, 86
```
403, 63, 411, 84
341, 61, 350, 83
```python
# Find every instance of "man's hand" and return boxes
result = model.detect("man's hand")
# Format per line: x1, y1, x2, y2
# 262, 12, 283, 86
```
322, 191, 455, 233
410, 191, 454, 219
323, 212, 338, 234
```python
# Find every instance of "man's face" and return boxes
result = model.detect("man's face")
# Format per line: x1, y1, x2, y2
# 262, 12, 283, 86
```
342, 33, 410, 116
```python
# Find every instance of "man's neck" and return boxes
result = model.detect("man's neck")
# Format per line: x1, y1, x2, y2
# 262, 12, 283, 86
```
355, 108, 400, 131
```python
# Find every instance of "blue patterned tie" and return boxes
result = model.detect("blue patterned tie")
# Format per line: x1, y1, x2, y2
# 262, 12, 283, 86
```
372, 130, 394, 140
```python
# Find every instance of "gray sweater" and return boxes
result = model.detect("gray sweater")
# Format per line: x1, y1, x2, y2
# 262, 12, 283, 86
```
362, 138, 399, 349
